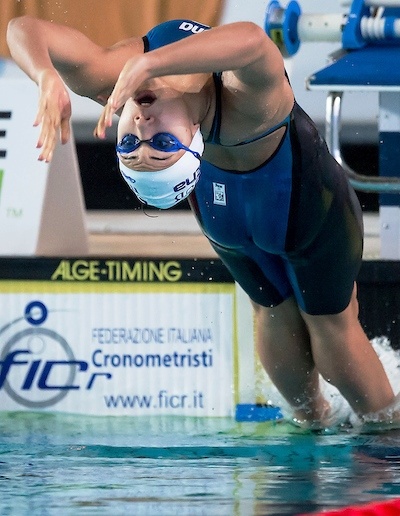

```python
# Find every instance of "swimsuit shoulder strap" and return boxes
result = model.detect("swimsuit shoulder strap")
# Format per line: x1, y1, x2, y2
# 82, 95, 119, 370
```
205, 72, 223, 145
205, 71, 292, 147
233, 113, 291, 147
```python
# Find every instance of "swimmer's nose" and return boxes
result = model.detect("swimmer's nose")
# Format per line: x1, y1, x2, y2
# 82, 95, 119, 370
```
134, 113, 157, 136
134, 113, 154, 125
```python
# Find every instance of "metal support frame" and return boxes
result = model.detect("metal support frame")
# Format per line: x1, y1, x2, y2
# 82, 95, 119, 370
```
325, 91, 400, 193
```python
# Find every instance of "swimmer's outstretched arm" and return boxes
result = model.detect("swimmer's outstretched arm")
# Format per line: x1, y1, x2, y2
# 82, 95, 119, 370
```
97, 21, 287, 136
7, 16, 143, 161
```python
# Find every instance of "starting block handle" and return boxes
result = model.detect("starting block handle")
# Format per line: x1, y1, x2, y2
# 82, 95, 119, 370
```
265, 0, 346, 56
265, 3, 400, 194
265, 0, 400, 56
326, 92, 400, 193
297, 14, 345, 42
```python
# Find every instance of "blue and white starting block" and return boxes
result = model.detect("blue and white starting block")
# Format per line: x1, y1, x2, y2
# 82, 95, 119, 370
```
265, 0, 400, 258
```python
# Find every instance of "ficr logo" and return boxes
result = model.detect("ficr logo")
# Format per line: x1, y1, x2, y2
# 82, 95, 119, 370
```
0, 301, 110, 409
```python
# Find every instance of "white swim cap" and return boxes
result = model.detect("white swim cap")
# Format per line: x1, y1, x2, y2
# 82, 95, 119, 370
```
119, 129, 204, 209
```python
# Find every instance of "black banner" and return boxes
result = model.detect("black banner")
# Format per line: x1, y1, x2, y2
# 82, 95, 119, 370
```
0, 258, 233, 283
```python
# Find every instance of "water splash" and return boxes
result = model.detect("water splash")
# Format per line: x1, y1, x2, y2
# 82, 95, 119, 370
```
264, 337, 400, 432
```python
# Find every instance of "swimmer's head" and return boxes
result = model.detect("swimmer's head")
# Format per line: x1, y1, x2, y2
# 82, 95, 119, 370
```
117, 90, 196, 169
118, 128, 204, 209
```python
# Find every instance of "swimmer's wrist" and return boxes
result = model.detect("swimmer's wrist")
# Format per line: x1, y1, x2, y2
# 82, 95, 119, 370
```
36, 68, 62, 88
143, 50, 174, 81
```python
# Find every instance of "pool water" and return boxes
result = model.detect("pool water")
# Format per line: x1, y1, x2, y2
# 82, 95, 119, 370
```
1, 412, 400, 515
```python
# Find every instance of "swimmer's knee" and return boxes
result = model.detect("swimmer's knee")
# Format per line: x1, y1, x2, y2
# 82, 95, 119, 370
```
251, 297, 306, 332
300, 287, 363, 342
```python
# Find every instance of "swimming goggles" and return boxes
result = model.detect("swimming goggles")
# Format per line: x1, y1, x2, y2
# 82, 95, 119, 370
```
116, 132, 201, 160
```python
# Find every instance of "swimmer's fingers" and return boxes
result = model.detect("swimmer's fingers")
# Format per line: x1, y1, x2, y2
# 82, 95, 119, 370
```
95, 92, 123, 138
36, 119, 57, 162
107, 72, 140, 113
35, 106, 71, 162
60, 116, 71, 145
34, 99, 55, 162
35, 70, 72, 161
94, 104, 112, 140
95, 55, 149, 136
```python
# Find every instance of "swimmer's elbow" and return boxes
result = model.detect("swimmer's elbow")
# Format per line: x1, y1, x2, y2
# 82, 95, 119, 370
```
7, 16, 41, 48
233, 22, 276, 63
6, 16, 23, 43
7, 15, 25, 31
7, 15, 37, 34
239, 21, 268, 43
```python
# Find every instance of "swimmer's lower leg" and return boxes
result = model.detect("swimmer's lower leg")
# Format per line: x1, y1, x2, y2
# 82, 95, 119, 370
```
301, 287, 395, 417
253, 297, 329, 422
290, 373, 331, 426
313, 337, 394, 417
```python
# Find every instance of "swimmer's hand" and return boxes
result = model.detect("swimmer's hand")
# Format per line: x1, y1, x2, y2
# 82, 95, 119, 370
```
95, 55, 148, 139
35, 69, 71, 162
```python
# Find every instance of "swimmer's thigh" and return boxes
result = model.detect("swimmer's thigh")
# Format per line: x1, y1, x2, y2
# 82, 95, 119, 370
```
285, 191, 363, 315
210, 241, 294, 307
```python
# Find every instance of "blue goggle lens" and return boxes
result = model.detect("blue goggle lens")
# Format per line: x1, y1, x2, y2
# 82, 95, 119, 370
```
116, 132, 183, 154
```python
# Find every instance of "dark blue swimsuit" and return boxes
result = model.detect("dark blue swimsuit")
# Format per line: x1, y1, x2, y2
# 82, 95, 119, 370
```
143, 20, 363, 315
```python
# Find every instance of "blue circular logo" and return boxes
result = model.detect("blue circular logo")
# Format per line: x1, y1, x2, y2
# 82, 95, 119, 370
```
24, 301, 48, 326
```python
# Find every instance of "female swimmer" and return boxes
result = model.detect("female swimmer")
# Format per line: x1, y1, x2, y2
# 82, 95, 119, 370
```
7, 16, 399, 428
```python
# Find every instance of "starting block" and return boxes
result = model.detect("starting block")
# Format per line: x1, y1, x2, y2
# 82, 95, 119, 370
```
265, 0, 400, 259
0, 60, 88, 256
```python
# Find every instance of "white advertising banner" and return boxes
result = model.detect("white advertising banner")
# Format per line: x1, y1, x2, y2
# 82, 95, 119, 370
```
0, 61, 88, 255
0, 259, 236, 417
